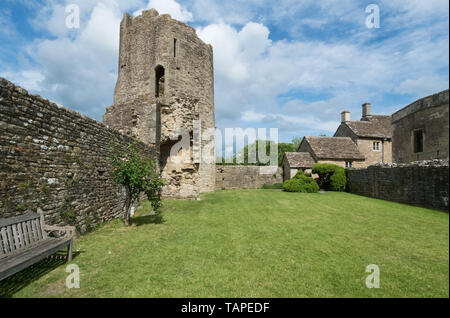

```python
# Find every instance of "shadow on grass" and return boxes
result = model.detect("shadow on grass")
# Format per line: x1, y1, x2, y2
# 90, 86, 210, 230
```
0, 251, 82, 298
132, 213, 165, 227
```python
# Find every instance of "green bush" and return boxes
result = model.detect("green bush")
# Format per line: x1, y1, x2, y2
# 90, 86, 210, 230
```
262, 183, 283, 189
283, 171, 319, 193
312, 163, 346, 191
329, 168, 346, 191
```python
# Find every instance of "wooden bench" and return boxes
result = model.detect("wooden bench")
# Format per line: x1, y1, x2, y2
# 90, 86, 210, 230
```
0, 208, 75, 281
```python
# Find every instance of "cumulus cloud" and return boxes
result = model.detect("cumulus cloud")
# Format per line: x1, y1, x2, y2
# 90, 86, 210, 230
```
1, 0, 448, 144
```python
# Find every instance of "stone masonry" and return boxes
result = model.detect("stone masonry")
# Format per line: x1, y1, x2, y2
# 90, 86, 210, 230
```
103, 9, 215, 199
347, 160, 449, 211
216, 166, 283, 190
392, 89, 449, 163
0, 78, 156, 232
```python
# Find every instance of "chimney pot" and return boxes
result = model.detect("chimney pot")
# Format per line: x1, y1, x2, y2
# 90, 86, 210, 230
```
362, 102, 371, 118
341, 111, 350, 123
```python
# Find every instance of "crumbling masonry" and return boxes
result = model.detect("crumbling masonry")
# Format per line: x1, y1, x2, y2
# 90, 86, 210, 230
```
103, 9, 216, 199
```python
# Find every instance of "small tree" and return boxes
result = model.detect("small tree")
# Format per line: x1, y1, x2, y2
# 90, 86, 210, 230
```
109, 139, 165, 226
312, 163, 346, 191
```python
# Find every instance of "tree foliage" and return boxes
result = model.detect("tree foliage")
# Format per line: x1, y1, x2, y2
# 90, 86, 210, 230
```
312, 163, 346, 191
109, 139, 165, 226
283, 170, 319, 193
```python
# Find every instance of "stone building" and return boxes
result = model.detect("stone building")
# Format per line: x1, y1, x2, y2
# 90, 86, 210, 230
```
297, 136, 366, 168
103, 9, 215, 199
281, 152, 315, 181
392, 89, 449, 163
334, 103, 392, 166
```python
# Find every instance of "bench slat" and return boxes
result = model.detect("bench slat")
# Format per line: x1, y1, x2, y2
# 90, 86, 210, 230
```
17, 223, 24, 249
1, 228, 9, 253
0, 233, 4, 256
21, 222, 30, 246
12, 224, 21, 250
35, 219, 43, 240
25, 221, 33, 244
0, 213, 40, 228
30, 219, 38, 242
6, 226, 15, 252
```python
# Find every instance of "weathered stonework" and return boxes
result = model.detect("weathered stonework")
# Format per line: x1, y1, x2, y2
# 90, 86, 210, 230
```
215, 166, 283, 190
347, 160, 449, 211
103, 9, 215, 199
0, 78, 156, 232
392, 89, 449, 163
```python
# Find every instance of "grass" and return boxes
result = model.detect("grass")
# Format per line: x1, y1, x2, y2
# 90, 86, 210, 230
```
1, 190, 448, 298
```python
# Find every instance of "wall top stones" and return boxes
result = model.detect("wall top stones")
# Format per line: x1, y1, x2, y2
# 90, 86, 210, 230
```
392, 89, 449, 123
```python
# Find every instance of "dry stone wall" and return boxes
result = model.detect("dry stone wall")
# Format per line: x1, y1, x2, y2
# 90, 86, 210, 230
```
0, 78, 157, 233
215, 166, 283, 190
347, 160, 449, 211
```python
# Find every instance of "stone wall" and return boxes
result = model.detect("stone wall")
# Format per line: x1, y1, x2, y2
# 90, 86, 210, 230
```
215, 166, 283, 190
347, 160, 449, 211
0, 78, 157, 232
392, 89, 449, 163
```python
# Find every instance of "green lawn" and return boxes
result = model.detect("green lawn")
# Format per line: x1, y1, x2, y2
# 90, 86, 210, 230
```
1, 190, 448, 298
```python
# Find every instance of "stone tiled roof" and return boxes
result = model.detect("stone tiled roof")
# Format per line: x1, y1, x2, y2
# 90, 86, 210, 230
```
303, 136, 365, 160
284, 152, 316, 168
345, 115, 392, 139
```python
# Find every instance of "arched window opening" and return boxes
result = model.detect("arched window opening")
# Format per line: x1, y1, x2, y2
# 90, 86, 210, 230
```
155, 65, 165, 97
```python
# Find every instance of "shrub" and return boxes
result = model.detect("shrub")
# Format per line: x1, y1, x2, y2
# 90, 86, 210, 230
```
262, 183, 284, 189
329, 168, 346, 191
312, 163, 346, 191
283, 171, 319, 193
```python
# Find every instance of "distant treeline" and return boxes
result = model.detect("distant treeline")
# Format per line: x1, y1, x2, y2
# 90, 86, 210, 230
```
216, 137, 303, 167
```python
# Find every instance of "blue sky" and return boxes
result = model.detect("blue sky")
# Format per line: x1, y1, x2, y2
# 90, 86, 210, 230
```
0, 0, 449, 149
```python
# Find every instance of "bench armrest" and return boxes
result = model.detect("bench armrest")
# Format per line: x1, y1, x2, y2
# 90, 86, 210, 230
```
43, 225, 76, 238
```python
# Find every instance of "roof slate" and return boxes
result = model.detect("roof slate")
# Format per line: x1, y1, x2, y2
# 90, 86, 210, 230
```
284, 152, 316, 168
303, 136, 365, 160
345, 115, 392, 139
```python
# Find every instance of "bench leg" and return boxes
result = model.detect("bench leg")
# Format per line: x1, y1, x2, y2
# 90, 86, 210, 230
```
67, 240, 73, 262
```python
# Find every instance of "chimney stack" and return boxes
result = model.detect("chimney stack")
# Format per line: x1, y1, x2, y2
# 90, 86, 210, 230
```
362, 102, 371, 118
341, 111, 350, 123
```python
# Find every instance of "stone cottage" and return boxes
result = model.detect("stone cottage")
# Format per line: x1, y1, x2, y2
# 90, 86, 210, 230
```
281, 152, 315, 181
334, 103, 392, 166
297, 136, 366, 169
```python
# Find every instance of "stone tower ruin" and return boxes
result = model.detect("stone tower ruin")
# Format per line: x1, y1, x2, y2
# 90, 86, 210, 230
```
103, 9, 215, 199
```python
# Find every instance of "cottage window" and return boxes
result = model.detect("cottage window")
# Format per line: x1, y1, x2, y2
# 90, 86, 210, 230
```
414, 130, 424, 153
372, 142, 380, 151
345, 161, 353, 168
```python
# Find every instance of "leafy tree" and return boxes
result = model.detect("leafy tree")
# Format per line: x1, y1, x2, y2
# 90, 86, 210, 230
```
109, 139, 165, 226
312, 163, 346, 191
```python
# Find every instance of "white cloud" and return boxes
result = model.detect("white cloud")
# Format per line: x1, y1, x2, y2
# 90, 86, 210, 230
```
134, 0, 193, 22
395, 76, 449, 96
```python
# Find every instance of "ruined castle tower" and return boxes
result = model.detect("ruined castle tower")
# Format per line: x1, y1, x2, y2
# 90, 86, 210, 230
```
103, 9, 215, 199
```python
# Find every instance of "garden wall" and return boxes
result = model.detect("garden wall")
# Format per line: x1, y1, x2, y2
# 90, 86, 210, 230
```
0, 78, 157, 233
347, 160, 449, 211
215, 166, 283, 190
